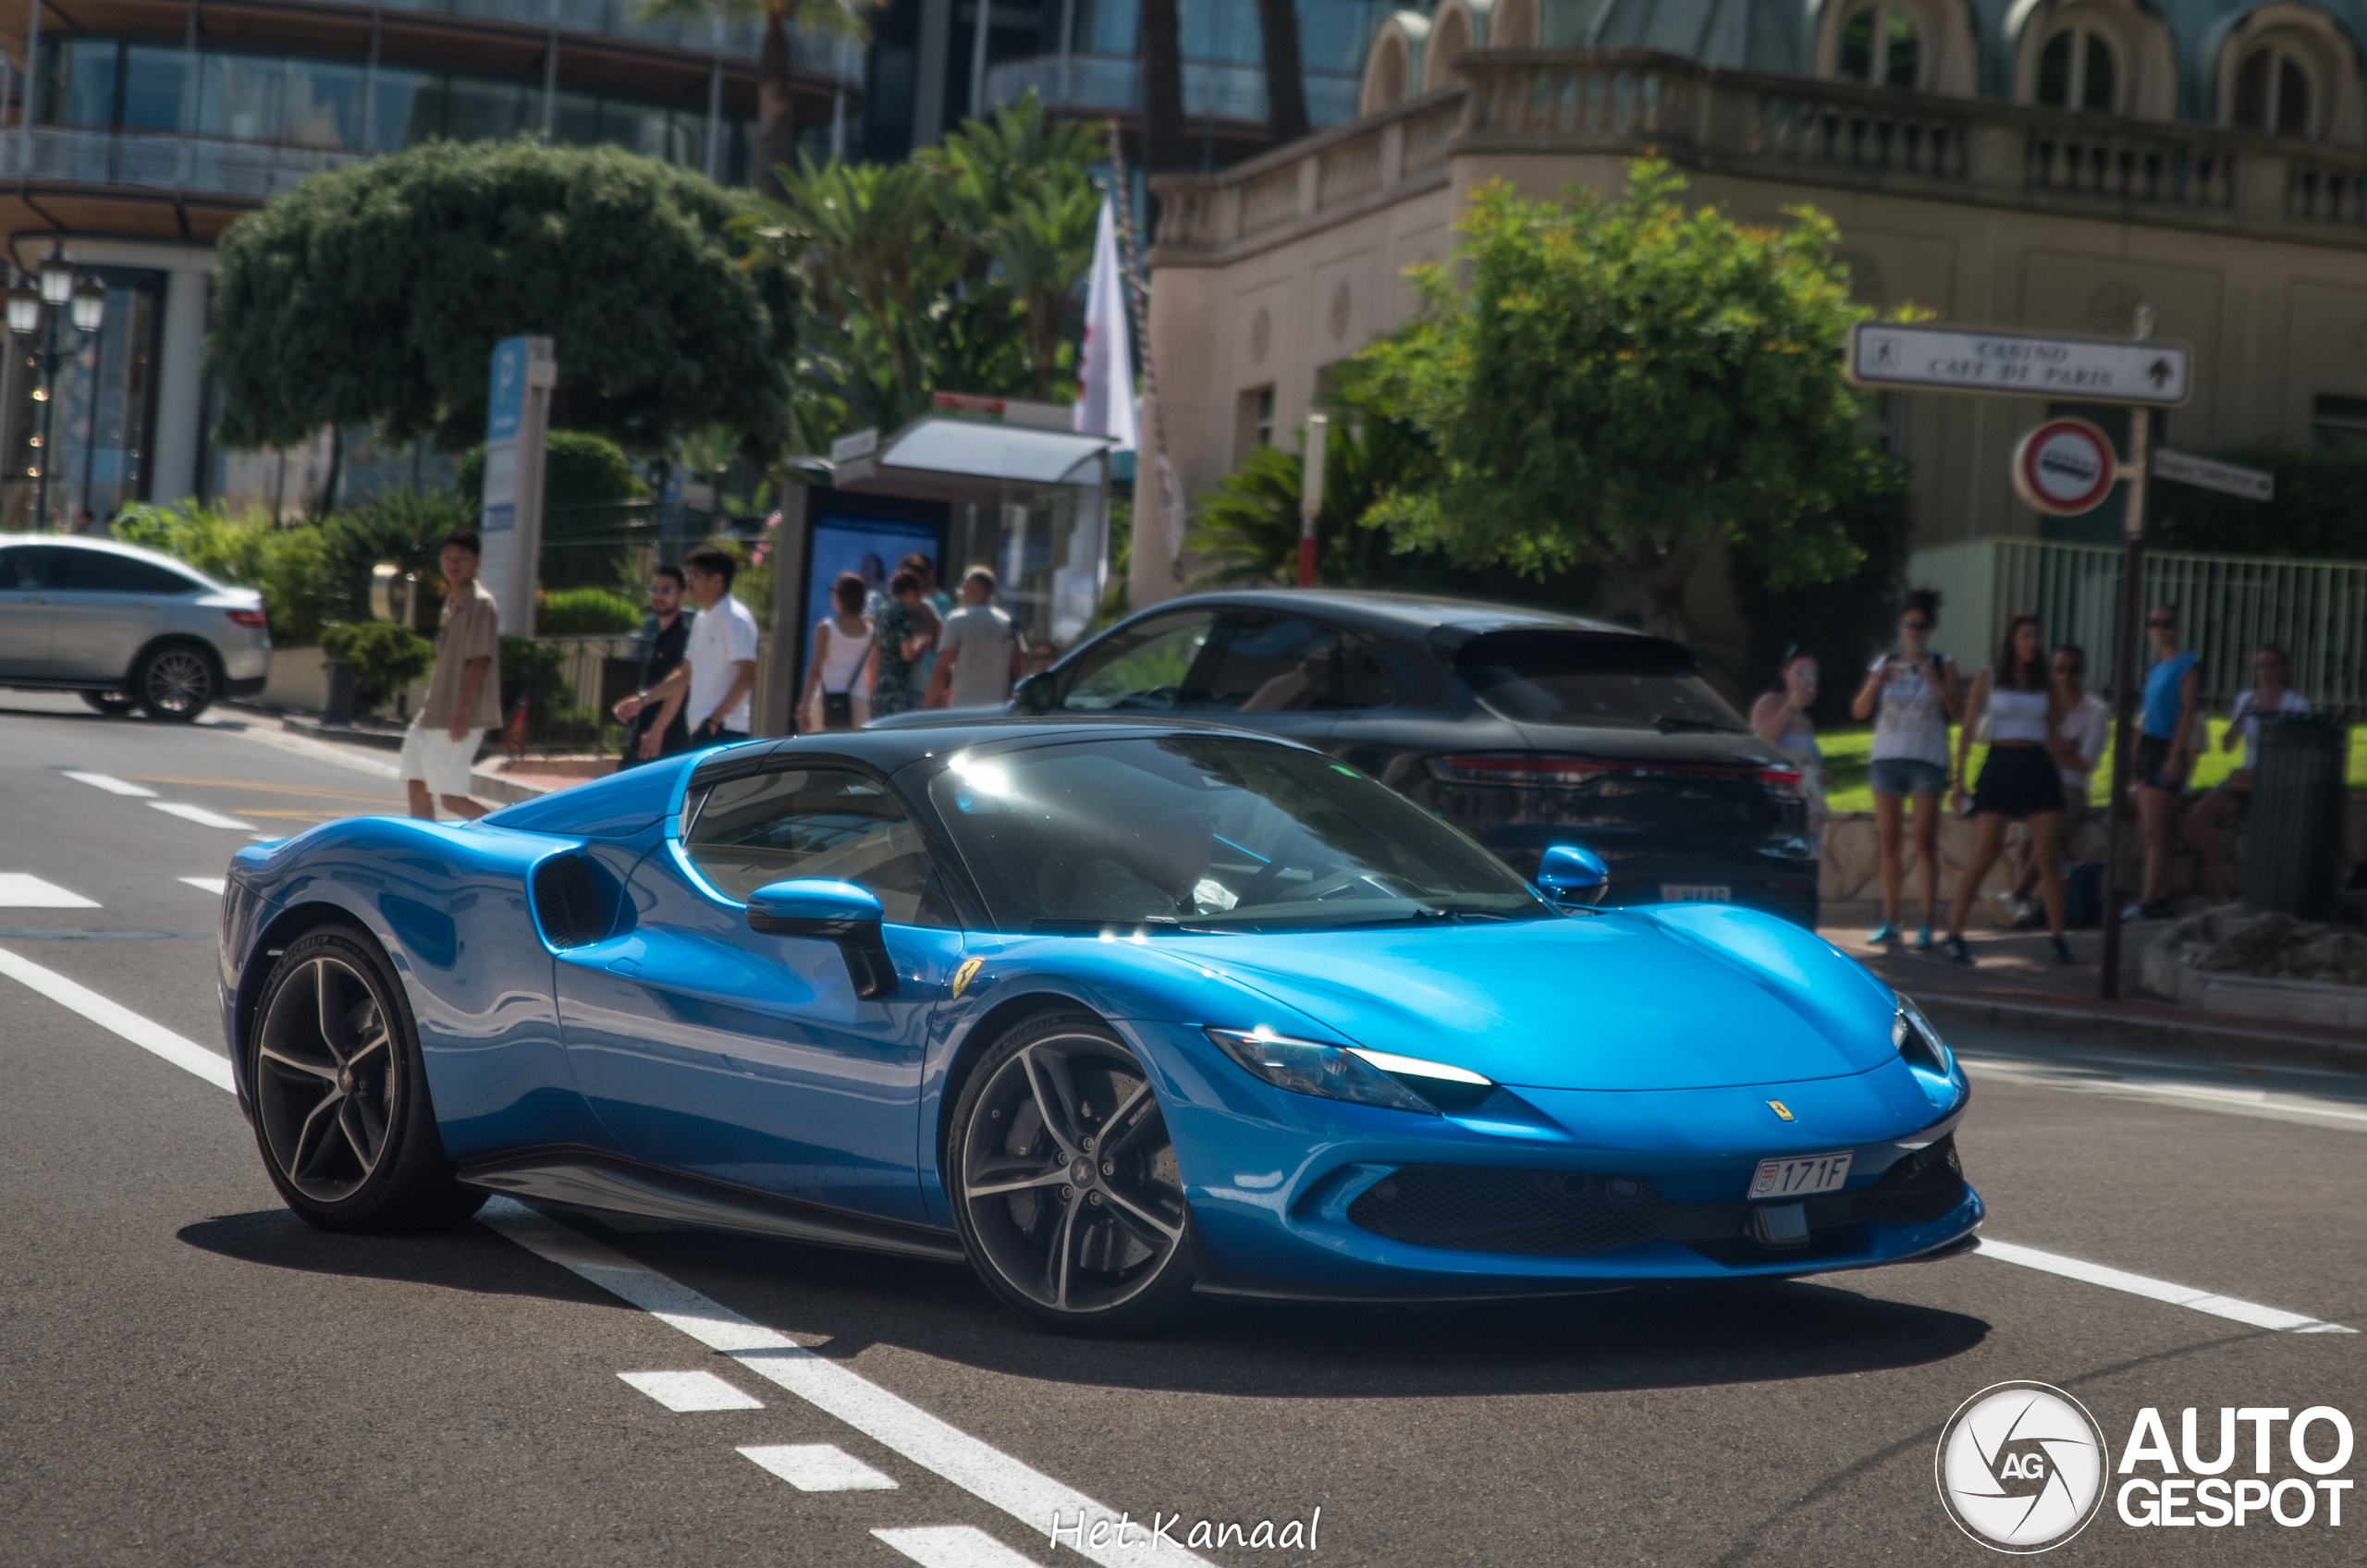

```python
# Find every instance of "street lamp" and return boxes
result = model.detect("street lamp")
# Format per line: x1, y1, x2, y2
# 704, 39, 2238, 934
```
9, 244, 105, 532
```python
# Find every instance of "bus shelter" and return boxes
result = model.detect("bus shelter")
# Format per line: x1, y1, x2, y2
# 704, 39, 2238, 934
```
759, 409, 1117, 735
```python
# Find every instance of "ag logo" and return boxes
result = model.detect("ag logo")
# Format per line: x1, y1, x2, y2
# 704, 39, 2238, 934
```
1935, 1381, 2110, 1552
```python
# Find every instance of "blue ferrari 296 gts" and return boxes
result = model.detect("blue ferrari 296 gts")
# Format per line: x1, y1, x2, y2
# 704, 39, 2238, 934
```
217, 719, 1980, 1332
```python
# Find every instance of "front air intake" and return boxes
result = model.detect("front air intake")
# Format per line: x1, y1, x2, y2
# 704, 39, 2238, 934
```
531, 854, 604, 948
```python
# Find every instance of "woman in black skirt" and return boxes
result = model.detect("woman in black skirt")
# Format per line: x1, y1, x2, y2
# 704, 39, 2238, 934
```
1943, 613, 2072, 966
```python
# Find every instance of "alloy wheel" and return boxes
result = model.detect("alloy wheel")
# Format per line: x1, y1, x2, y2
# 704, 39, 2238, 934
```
254, 956, 398, 1203
960, 1034, 1188, 1316
141, 648, 213, 717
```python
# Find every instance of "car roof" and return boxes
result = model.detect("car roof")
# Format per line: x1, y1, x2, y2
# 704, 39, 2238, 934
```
687, 714, 1302, 787
1141, 587, 1637, 640
0, 532, 219, 582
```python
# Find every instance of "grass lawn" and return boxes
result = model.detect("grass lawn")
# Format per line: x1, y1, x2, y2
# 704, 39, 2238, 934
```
1817, 717, 2366, 814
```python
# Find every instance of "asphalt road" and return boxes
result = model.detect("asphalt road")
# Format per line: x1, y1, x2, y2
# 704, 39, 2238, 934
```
2, 691, 2361, 1567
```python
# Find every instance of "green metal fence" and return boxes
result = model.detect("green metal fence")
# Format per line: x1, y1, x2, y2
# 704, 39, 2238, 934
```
1907, 537, 2367, 717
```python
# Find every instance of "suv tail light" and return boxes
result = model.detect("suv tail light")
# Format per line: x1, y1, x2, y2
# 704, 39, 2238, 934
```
1756, 765, 1803, 798
226, 608, 267, 628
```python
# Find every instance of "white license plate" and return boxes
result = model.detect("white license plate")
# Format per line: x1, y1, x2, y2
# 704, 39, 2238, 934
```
1748, 1151, 1853, 1200
1662, 884, 1731, 902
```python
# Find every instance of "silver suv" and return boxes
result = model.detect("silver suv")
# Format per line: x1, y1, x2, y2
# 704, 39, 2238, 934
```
0, 534, 270, 721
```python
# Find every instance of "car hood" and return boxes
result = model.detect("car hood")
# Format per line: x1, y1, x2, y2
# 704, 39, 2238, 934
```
1193, 905, 1897, 1092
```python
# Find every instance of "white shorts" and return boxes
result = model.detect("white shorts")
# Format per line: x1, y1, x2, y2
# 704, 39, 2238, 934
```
399, 719, 480, 800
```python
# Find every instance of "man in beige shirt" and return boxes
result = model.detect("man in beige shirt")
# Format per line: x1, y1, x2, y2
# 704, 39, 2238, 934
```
402, 531, 502, 820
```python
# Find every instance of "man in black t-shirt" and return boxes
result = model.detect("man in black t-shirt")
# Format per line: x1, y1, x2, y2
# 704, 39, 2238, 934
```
611, 566, 693, 767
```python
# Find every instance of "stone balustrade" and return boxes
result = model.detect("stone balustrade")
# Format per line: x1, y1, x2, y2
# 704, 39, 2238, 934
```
1149, 46, 2367, 261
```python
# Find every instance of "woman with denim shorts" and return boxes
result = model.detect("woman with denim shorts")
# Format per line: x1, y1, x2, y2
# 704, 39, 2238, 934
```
1852, 588, 1961, 949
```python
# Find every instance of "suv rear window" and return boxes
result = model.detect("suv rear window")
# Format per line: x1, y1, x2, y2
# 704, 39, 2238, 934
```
1455, 631, 1747, 732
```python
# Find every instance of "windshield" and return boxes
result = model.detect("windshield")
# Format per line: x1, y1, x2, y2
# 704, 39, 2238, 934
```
927, 735, 1551, 932
1456, 631, 1747, 732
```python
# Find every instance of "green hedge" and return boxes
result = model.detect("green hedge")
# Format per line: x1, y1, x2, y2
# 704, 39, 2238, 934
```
538, 585, 641, 635
320, 620, 433, 716
113, 503, 330, 646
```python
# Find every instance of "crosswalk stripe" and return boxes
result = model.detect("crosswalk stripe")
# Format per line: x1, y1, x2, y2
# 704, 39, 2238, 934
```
148, 802, 256, 831
1980, 1239, 2355, 1333
0, 946, 234, 1091
0, 874, 99, 908
61, 770, 157, 797
178, 877, 228, 896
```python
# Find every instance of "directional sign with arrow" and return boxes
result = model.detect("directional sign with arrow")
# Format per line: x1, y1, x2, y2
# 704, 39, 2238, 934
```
1847, 323, 2192, 407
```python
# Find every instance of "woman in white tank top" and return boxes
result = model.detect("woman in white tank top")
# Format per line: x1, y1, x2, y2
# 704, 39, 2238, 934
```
796, 571, 876, 731
1944, 613, 2071, 965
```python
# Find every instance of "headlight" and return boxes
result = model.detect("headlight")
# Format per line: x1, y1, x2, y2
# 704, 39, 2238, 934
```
1204, 1027, 1495, 1115
1893, 996, 1953, 1079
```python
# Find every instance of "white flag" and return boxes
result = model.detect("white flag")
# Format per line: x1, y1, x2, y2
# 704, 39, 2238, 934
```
1073, 195, 1138, 451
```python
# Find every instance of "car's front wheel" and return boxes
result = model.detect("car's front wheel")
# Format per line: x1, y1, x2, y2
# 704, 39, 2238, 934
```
134, 642, 217, 721
80, 690, 139, 717
245, 921, 484, 1232
948, 1011, 1199, 1333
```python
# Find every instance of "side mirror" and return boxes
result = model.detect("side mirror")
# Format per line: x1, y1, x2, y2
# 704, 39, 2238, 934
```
1537, 844, 1610, 909
1012, 671, 1054, 715
746, 878, 896, 998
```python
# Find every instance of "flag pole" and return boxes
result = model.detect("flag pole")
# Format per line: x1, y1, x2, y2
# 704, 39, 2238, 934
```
1107, 117, 1183, 607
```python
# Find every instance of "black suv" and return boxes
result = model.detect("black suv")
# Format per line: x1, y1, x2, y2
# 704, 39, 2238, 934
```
884, 590, 1818, 926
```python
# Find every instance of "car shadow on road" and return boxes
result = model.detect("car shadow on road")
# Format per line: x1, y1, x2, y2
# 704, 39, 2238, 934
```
182, 1205, 1990, 1398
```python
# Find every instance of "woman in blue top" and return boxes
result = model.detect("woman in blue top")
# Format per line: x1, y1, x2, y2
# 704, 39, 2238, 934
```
2128, 604, 2201, 922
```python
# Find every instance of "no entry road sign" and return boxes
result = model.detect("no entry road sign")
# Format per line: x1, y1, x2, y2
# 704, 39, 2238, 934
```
1847, 322, 2191, 406
2010, 418, 2120, 516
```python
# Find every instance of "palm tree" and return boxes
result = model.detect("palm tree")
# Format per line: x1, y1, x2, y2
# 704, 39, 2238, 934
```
634, 0, 881, 200
1256, 0, 1309, 147
937, 97, 1104, 399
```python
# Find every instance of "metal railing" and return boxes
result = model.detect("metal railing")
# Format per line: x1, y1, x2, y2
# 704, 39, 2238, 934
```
1908, 537, 2367, 718
0, 128, 368, 198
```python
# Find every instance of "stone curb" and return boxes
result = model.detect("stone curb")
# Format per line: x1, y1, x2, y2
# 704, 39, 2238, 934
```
1915, 991, 2367, 1077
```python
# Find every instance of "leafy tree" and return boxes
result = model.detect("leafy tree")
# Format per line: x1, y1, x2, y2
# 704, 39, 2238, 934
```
1358, 162, 1878, 641
632, 0, 880, 200
1730, 447, 1916, 724
208, 140, 802, 459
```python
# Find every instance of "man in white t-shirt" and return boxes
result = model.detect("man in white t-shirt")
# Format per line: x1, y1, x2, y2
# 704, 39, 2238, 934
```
2186, 645, 2311, 902
925, 566, 1024, 711
615, 545, 758, 752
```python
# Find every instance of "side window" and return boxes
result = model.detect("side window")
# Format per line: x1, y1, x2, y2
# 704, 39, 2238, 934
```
0, 547, 46, 590
682, 766, 954, 926
1205, 613, 1342, 712
53, 550, 198, 594
1338, 633, 1397, 711
1057, 609, 1220, 712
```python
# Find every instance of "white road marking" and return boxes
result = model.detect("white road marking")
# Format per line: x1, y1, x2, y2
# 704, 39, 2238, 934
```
61, 770, 156, 797
1981, 1240, 2355, 1334
1963, 1054, 2367, 1132
476, 1198, 1210, 1567
739, 1442, 899, 1491
178, 877, 227, 896
0, 946, 234, 1091
872, 1526, 1047, 1567
618, 1369, 763, 1412
0, 874, 99, 908
148, 801, 258, 831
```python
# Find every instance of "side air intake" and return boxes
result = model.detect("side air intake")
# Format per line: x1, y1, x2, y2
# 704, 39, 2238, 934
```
531, 854, 605, 948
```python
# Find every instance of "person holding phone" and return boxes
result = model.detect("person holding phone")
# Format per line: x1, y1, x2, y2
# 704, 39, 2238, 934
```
1750, 645, 1831, 856
1852, 589, 1961, 949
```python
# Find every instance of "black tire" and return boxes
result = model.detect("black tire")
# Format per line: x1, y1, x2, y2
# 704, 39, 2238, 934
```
133, 642, 217, 722
946, 1009, 1201, 1335
80, 690, 139, 717
244, 921, 485, 1232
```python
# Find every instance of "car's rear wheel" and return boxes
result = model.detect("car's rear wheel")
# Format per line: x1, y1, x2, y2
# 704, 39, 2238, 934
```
246, 922, 484, 1232
134, 643, 216, 722
80, 690, 139, 717
948, 1011, 1199, 1334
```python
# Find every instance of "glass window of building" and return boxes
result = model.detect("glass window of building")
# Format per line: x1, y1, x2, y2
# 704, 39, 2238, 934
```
41, 38, 122, 125
1838, 7, 1920, 89
121, 45, 188, 132
2037, 28, 2116, 111
2233, 46, 2312, 136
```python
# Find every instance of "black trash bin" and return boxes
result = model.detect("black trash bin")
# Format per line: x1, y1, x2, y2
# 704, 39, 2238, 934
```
2242, 714, 2349, 920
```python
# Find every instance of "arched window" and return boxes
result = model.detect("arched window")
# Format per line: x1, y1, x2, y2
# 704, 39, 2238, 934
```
2233, 45, 2312, 135
2037, 27, 2116, 110
1839, 6, 1922, 88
